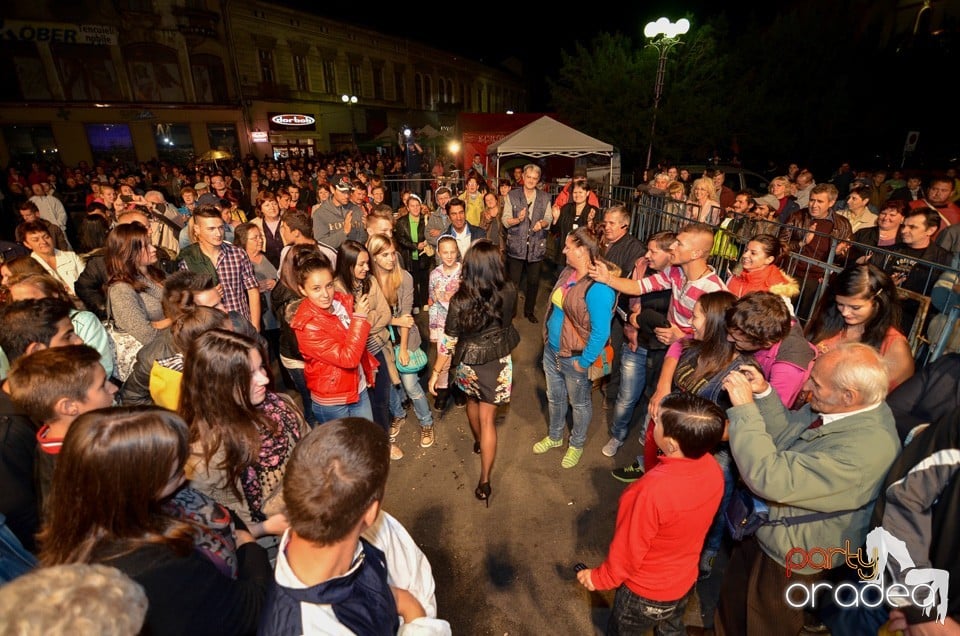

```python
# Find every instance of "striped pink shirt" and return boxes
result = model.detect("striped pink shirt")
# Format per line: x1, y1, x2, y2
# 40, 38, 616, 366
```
637, 265, 727, 333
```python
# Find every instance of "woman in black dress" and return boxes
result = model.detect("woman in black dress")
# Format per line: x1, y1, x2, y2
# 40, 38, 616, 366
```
428, 240, 519, 506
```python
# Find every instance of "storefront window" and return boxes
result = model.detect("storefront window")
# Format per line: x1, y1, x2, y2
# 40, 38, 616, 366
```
207, 124, 239, 159
2, 125, 58, 162
155, 124, 194, 165
271, 138, 315, 160
86, 124, 135, 165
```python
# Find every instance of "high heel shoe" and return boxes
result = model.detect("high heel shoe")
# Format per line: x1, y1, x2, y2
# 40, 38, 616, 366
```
473, 441, 481, 454
475, 482, 491, 507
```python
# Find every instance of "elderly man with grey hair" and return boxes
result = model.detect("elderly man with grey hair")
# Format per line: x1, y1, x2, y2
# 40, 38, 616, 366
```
714, 343, 901, 635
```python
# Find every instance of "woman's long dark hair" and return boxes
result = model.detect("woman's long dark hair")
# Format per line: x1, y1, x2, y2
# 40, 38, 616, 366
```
681, 290, 738, 384
336, 240, 371, 297
105, 223, 165, 292
449, 240, 505, 333
805, 264, 901, 350
39, 407, 195, 566
179, 329, 276, 502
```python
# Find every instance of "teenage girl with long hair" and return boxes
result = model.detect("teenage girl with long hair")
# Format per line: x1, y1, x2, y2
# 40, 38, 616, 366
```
180, 329, 305, 539
38, 406, 271, 635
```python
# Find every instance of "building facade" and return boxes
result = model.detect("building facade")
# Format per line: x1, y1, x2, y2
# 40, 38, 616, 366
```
0, 0, 526, 167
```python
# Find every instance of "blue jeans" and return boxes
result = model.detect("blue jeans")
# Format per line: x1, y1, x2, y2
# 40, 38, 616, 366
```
702, 446, 735, 554
284, 365, 317, 426
389, 373, 434, 427
607, 585, 689, 636
542, 344, 593, 449
312, 388, 373, 425
609, 344, 648, 442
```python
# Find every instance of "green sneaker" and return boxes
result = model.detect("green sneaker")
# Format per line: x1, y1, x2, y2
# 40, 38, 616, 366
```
533, 436, 563, 454
561, 446, 584, 468
611, 461, 645, 483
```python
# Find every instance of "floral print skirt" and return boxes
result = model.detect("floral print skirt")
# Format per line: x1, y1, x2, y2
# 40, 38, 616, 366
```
455, 355, 512, 405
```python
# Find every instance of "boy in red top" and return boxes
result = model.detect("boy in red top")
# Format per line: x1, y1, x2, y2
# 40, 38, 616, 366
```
577, 392, 724, 635
7, 345, 117, 506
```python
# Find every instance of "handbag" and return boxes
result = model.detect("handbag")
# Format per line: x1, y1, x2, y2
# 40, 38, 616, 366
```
103, 299, 143, 382
724, 484, 871, 541
394, 346, 428, 374
588, 343, 615, 381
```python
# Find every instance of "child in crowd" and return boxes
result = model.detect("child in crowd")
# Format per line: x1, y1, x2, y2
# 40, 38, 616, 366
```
7, 345, 118, 506
577, 393, 724, 635
261, 417, 450, 635
428, 236, 461, 409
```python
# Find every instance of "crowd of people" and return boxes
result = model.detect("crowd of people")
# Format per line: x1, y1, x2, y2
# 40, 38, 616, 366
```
0, 151, 958, 634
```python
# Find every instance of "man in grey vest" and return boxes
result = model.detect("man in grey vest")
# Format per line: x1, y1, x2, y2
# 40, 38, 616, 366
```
503, 164, 553, 322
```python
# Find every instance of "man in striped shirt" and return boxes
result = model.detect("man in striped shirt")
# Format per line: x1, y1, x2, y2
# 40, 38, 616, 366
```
590, 223, 727, 346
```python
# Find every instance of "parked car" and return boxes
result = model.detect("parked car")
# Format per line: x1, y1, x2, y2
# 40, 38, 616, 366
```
678, 164, 770, 195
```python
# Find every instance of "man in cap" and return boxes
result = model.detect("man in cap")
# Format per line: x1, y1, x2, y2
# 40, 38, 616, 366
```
312, 175, 361, 249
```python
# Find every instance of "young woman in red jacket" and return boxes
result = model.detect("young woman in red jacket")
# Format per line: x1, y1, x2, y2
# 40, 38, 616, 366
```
290, 255, 378, 424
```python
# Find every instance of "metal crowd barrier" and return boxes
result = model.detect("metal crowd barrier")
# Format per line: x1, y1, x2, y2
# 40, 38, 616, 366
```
615, 191, 960, 365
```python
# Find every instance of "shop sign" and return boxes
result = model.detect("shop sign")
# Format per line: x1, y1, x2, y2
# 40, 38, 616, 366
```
268, 112, 316, 131
0, 19, 118, 45
251, 131, 269, 143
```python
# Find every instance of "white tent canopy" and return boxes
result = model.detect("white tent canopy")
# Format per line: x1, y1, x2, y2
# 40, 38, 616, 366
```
485, 116, 616, 187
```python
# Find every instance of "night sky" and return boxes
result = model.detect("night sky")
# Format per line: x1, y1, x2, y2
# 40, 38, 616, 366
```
283, 2, 761, 110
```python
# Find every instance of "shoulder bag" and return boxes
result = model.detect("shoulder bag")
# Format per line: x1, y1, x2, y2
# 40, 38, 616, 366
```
103, 298, 143, 382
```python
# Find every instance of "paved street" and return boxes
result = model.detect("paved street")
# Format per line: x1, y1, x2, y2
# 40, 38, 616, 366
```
381, 278, 653, 635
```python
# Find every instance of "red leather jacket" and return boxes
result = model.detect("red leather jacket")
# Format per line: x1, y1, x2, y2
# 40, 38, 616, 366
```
290, 292, 378, 405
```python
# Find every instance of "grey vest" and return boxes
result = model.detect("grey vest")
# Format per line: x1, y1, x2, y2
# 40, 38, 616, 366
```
505, 188, 550, 262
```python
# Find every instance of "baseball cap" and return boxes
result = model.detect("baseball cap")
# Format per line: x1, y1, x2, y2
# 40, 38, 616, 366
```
753, 194, 780, 210
333, 175, 352, 192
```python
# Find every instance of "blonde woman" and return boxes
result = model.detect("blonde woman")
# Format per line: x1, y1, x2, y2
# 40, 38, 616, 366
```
687, 177, 722, 225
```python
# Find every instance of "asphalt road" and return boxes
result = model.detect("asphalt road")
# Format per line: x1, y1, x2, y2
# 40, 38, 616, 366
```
382, 279, 654, 635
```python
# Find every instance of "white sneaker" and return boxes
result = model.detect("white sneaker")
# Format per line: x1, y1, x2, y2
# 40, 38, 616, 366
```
601, 437, 623, 457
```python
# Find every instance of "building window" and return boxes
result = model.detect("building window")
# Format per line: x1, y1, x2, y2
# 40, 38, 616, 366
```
448, 80, 454, 104
349, 63, 361, 96
292, 54, 309, 91
424, 76, 432, 109
207, 124, 239, 159
394, 71, 405, 103
414, 74, 422, 109
191, 54, 229, 103
52, 44, 122, 102
372, 66, 384, 100
2, 125, 58, 162
322, 59, 335, 94
124, 44, 186, 103
439, 78, 446, 104
259, 49, 275, 84
477, 87, 482, 112
154, 123, 193, 165
85, 124, 136, 165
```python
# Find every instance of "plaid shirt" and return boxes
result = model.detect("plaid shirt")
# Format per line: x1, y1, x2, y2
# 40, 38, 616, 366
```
178, 241, 258, 320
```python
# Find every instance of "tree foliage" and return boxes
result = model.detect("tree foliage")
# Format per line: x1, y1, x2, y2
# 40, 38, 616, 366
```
548, 1, 928, 174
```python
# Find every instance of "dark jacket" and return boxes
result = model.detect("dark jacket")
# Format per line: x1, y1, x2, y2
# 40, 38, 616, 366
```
395, 213, 431, 271
75, 252, 109, 319
869, 409, 960, 626
446, 283, 520, 369
886, 353, 960, 442
105, 542, 271, 636
118, 329, 177, 405
0, 390, 38, 554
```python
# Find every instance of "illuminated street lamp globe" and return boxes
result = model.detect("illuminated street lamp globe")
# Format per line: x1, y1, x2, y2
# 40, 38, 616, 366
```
341, 94, 358, 104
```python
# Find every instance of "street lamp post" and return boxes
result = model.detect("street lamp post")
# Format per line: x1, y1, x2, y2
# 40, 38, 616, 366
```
643, 17, 690, 178
341, 94, 358, 150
